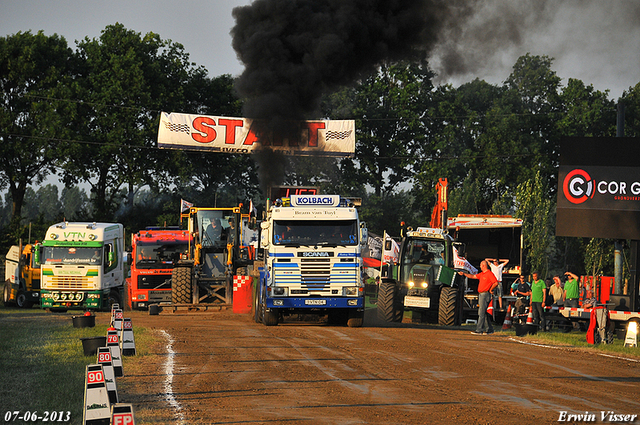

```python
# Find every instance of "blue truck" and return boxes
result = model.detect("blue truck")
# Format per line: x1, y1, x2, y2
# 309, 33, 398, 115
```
253, 195, 368, 327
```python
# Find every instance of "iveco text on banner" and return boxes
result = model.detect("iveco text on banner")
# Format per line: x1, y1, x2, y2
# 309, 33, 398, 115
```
157, 112, 355, 157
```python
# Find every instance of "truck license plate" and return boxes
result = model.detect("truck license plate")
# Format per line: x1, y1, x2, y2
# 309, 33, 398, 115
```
305, 299, 326, 305
404, 296, 430, 308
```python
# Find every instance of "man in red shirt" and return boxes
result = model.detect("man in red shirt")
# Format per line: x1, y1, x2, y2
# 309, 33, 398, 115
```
459, 260, 499, 335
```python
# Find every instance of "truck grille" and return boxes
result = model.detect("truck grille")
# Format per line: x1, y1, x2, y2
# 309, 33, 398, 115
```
47, 276, 92, 290
137, 274, 172, 289
301, 258, 331, 286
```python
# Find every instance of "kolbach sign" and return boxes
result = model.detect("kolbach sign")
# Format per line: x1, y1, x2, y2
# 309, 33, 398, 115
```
556, 137, 640, 239
157, 112, 355, 157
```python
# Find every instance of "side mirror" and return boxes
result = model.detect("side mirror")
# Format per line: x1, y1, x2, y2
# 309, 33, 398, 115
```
108, 252, 115, 263
34, 246, 41, 265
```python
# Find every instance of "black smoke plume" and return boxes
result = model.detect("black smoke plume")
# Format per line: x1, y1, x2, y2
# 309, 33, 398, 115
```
231, 0, 467, 130
231, 0, 475, 192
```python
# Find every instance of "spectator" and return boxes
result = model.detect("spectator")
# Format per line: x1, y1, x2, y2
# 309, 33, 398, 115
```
513, 275, 531, 315
530, 271, 547, 331
458, 260, 498, 335
549, 275, 564, 306
582, 290, 598, 309
486, 258, 509, 310
563, 272, 580, 308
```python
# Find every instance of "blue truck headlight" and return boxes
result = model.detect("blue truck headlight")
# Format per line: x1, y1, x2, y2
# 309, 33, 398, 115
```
273, 299, 284, 306
348, 299, 359, 306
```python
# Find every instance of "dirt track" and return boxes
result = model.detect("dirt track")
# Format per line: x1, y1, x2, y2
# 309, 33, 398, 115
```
114, 309, 640, 425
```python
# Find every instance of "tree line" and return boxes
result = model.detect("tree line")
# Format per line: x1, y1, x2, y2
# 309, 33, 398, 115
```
2, 25, 640, 279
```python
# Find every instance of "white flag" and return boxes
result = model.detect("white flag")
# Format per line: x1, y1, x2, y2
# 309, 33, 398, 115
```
383, 235, 400, 265
180, 199, 193, 213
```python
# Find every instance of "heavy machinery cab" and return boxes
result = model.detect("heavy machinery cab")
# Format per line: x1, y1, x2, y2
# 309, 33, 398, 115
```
171, 205, 254, 306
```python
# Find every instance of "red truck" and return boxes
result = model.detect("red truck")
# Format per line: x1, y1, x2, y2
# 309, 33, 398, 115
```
126, 227, 191, 309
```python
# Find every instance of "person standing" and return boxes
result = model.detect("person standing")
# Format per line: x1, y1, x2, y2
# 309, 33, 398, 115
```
458, 260, 498, 335
530, 271, 547, 331
549, 276, 564, 306
563, 272, 580, 308
486, 258, 509, 310
513, 275, 532, 315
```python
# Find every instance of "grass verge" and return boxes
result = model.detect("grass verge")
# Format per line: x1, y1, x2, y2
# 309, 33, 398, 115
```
0, 307, 154, 425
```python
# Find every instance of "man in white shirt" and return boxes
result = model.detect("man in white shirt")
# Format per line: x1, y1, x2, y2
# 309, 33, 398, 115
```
486, 258, 509, 310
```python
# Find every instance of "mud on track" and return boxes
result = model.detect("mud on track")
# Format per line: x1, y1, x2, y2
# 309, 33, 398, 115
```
114, 310, 640, 425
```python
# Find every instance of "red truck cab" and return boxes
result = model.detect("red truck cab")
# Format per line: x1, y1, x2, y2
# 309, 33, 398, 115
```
127, 227, 191, 309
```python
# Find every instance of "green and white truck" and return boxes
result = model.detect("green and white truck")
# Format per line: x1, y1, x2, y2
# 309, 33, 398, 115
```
38, 222, 125, 311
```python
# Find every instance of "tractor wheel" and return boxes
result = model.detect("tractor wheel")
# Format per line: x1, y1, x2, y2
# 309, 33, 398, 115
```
438, 286, 458, 326
377, 280, 402, 322
172, 267, 192, 304
3, 282, 16, 307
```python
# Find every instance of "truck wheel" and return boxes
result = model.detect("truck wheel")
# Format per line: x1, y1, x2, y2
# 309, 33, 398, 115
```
263, 310, 279, 326
3, 282, 16, 307
377, 280, 402, 322
172, 267, 192, 304
16, 291, 33, 309
347, 311, 364, 328
108, 291, 121, 310
438, 286, 458, 326
260, 285, 278, 326
253, 282, 262, 323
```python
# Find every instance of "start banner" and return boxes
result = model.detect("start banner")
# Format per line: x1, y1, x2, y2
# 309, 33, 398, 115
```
157, 112, 355, 157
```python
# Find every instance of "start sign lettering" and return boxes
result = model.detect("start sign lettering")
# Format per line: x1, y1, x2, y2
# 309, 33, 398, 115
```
98, 352, 111, 363
158, 112, 355, 158
108, 334, 119, 344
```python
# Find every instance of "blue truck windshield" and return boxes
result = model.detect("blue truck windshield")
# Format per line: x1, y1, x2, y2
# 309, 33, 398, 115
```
274, 220, 358, 246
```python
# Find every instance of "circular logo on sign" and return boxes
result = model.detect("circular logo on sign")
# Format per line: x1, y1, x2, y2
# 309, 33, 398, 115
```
563, 169, 595, 204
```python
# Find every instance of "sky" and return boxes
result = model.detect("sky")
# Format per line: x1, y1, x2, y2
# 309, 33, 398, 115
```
1, 0, 639, 101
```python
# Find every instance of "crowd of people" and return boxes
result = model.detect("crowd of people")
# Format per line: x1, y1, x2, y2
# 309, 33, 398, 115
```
461, 258, 592, 335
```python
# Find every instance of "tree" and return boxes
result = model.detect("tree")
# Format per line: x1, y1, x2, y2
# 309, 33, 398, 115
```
332, 61, 433, 197
0, 31, 75, 222
60, 24, 204, 220
515, 170, 553, 277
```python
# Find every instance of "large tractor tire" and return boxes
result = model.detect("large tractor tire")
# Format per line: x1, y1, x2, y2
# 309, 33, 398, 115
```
377, 280, 402, 322
172, 266, 192, 304
438, 286, 458, 326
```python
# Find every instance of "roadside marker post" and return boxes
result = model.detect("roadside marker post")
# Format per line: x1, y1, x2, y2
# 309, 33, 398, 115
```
121, 318, 137, 356
107, 330, 124, 377
111, 404, 135, 425
110, 304, 120, 325
82, 364, 111, 425
113, 309, 124, 335
97, 347, 118, 404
